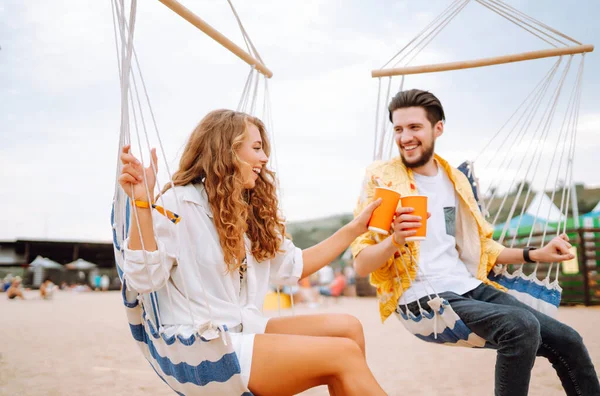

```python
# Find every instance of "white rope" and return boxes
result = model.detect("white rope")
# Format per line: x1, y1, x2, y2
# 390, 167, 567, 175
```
372, 78, 382, 160
557, 58, 585, 237
401, 0, 471, 68
128, 93, 168, 329
394, 0, 470, 68
490, 0, 581, 45
128, 64, 179, 322
263, 79, 280, 175
376, 77, 392, 160
113, 0, 219, 331
481, 60, 560, 203
226, 0, 264, 65
476, 0, 562, 48
473, 58, 560, 165
241, 68, 257, 113
381, 0, 465, 69
564, 56, 585, 232
116, 0, 168, 330
553, 61, 584, 282
249, 70, 261, 115
525, 57, 574, 247
496, 58, 572, 233
483, 0, 567, 46
485, 61, 561, 217
533, 57, 583, 279
505, 58, 580, 249
548, 60, 583, 237
115, 0, 178, 329
384, 78, 406, 160
497, 61, 573, 243
397, 253, 427, 315
238, 67, 255, 111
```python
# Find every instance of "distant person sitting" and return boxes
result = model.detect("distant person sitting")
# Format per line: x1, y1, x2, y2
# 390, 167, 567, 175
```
2, 274, 14, 292
319, 270, 347, 297
40, 278, 56, 300
74, 282, 91, 293
317, 265, 335, 286
7, 276, 25, 300
100, 274, 110, 292
343, 265, 356, 285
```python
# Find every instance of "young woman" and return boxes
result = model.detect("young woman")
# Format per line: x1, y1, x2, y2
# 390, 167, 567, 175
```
119, 109, 386, 395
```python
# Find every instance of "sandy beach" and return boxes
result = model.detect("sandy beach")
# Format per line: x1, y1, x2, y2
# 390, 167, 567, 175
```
1, 290, 599, 396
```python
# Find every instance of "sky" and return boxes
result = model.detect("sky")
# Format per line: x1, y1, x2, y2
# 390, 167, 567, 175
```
1, 0, 599, 242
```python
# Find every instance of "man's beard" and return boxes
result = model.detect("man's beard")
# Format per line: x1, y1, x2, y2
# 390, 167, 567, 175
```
400, 141, 435, 169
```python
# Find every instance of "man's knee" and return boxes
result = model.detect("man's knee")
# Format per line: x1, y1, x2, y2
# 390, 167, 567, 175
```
501, 310, 541, 349
554, 323, 584, 349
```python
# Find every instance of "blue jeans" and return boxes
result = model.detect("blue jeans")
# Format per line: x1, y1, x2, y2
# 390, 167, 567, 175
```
403, 284, 600, 396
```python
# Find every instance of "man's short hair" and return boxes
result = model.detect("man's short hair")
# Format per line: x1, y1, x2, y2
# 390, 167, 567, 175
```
388, 89, 446, 126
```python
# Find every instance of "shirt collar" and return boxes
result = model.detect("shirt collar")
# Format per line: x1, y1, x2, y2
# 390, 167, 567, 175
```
180, 183, 213, 218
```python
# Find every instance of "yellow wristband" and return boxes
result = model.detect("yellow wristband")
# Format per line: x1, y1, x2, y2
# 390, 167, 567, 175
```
390, 233, 403, 249
133, 200, 151, 209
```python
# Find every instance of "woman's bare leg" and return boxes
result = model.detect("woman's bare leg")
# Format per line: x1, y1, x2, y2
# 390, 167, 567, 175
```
266, 314, 366, 355
265, 314, 368, 395
248, 333, 386, 396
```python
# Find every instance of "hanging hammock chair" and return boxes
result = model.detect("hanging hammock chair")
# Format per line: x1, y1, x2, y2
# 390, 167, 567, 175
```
370, 0, 593, 346
110, 0, 276, 394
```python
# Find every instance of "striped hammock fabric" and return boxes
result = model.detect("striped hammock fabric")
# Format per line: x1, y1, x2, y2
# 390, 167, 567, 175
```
112, 201, 252, 395
395, 296, 486, 348
488, 264, 561, 318
458, 162, 563, 318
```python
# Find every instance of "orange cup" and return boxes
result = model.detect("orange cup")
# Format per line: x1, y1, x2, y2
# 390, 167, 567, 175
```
368, 187, 401, 235
400, 195, 428, 241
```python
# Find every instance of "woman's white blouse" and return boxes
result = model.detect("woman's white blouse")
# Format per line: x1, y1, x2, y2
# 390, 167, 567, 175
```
123, 183, 303, 334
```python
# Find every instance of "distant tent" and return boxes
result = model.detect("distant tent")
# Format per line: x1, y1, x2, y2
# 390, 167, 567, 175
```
494, 213, 553, 239
525, 191, 565, 223
28, 255, 64, 287
29, 255, 64, 270
65, 258, 97, 270
582, 200, 600, 218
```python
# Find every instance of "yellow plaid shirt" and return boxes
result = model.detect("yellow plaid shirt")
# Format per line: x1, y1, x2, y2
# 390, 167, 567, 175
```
351, 155, 506, 322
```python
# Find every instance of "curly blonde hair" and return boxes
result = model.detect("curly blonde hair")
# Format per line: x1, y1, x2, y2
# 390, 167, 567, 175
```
162, 109, 285, 271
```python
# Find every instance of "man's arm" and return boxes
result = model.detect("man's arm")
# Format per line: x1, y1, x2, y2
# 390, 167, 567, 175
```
353, 236, 398, 277
496, 233, 574, 264
354, 207, 423, 277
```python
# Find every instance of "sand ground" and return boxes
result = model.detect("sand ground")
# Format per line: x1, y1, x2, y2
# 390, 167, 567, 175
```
1, 290, 599, 395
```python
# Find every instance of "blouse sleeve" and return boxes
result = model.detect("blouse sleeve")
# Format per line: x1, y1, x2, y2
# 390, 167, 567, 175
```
269, 237, 304, 286
123, 206, 179, 294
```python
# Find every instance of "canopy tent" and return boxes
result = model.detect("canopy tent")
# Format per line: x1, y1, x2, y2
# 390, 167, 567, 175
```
524, 191, 565, 223
29, 255, 64, 270
65, 258, 98, 270
493, 192, 563, 241
582, 200, 600, 218
493, 213, 552, 239
28, 255, 64, 288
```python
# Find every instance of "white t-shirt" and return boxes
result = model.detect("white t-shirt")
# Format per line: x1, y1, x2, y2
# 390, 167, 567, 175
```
398, 164, 481, 304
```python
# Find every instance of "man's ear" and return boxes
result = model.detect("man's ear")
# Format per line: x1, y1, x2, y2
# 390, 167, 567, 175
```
434, 120, 444, 138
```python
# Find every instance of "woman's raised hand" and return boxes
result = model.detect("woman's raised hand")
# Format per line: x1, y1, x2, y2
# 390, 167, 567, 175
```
118, 145, 158, 202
